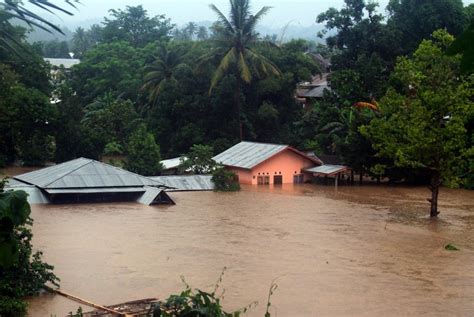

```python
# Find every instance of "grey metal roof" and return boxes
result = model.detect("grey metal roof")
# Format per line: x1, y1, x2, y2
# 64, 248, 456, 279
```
305, 164, 349, 175
137, 186, 175, 205
44, 58, 80, 68
212, 141, 288, 169
45, 187, 146, 194
150, 175, 214, 192
160, 157, 183, 170
14, 158, 165, 189
299, 85, 331, 98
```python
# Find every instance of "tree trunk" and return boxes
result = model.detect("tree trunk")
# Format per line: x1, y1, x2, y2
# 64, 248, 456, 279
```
428, 172, 441, 217
235, 76, 243, 140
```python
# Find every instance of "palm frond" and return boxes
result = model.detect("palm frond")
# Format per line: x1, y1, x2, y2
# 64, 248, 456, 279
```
243, 6, 271, 35
209, 4, 235, 34
209, 47, 237, 94
245, 47, 281, 77
238, 51, 251, 83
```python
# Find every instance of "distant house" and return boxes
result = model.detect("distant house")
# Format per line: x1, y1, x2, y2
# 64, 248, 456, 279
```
7, 158, 174, 205
213, 141, 322, 185
296, 73, 332, 107
44, 58, 80, 69
296, 53, 332, 107
160, 157, 183, 175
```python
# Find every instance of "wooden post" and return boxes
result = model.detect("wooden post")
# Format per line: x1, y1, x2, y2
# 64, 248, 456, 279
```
359, 172, 363, 185
350, 170, 354, 185
335, 173, 339, 189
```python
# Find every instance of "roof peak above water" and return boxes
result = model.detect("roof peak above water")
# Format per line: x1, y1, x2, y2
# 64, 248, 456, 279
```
13, 157, 164, 189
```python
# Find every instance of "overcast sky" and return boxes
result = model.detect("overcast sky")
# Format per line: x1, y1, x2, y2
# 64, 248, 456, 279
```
47, 0, 474, 28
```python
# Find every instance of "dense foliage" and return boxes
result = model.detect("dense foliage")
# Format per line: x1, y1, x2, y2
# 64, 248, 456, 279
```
361, 30, 474, 216
0, 183, 59, 316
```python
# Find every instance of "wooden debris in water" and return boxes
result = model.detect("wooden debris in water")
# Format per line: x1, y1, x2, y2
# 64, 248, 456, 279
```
82, 298, 159, 316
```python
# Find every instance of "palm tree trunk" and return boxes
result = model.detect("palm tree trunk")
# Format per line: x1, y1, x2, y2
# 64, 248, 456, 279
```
235, 75, 243, 140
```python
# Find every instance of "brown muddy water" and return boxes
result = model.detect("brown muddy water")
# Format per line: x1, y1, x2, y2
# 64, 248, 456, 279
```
19, 184, 474, 316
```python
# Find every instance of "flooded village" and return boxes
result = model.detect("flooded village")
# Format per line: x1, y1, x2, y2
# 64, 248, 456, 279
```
2, 141, 474, 316
1, 0, 474, 316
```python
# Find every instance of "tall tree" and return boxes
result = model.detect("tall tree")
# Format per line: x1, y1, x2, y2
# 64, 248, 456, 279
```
387, 0, 468, 55
125, 124, 163, 176
142, 42, 187, 105
204, 0, 281, 140
361, 30, 474, 217
101, 5, 173, 47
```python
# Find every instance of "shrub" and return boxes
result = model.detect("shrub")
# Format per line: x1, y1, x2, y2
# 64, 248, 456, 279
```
211, 166, 240, 191
0, 187, 59, 316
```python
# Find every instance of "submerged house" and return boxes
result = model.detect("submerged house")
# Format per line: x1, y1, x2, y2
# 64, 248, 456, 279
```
213, 141, 322, 185
8, 158, 174, 205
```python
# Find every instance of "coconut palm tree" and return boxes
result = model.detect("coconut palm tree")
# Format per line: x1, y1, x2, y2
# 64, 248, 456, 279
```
204, 0, 281, 140
141, 43, 187, 105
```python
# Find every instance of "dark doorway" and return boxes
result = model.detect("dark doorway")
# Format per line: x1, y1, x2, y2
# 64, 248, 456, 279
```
274, 175, 283, 184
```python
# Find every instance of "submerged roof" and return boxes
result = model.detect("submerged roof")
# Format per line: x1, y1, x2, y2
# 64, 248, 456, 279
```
13, 158, 164, 189
305, 164, 349, 175
213, 141, 321, 169
150, 175, 214, 192
136, 186, 175, 205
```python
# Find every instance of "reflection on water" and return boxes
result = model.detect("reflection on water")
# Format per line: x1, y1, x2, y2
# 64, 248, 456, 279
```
26, 184, 474, 316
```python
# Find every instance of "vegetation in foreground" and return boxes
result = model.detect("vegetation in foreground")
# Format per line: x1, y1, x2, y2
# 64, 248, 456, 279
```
0, 181, 59, 316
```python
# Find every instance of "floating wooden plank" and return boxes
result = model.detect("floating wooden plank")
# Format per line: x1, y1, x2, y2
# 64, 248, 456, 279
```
43, 286, 125, 316
83, 298, 159, 317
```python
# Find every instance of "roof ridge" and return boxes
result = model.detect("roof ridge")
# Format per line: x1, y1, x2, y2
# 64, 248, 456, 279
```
43, 158, 93, 187
91, 159, 166, 187
240, 140, 289, 147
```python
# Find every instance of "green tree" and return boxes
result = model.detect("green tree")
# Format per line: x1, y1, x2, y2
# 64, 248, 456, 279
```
101, 5, 173, 47
142, 42, 187, 105
179, 144, 217, 174
125, 124, 163, 176
71, 41, 152, 104
81, 93, 139, 158
387, 0, 468, 55
204, 0, 281, 140
0, 185, 59, 316
211, 166, 240, 191
361, 30, 474, 217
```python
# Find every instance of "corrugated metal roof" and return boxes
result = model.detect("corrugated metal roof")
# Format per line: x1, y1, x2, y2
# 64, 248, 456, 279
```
305, 164, 349, 175
150, 175, 214, 192
299, 85, 331, 98
45, 187, 146, 194
136, 186, 174, 205
44, 58, 80, 68
14, 158, 165, 189
212, 141, 288, 169
161, 157, 183, 170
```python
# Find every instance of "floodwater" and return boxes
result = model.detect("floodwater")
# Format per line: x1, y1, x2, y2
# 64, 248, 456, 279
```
22, 184, 474, 316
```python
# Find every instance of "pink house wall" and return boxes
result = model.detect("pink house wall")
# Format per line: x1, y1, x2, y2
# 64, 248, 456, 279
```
227, 149, 316, 185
